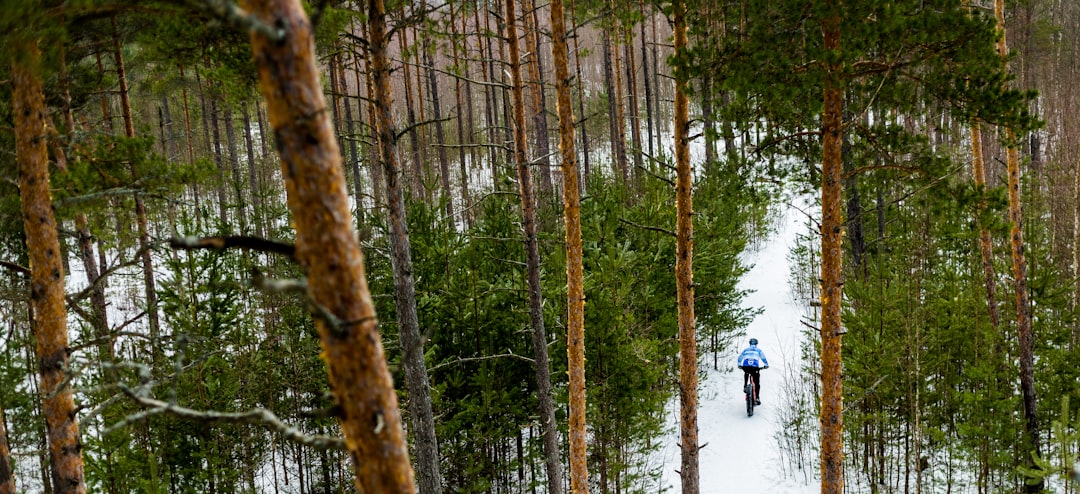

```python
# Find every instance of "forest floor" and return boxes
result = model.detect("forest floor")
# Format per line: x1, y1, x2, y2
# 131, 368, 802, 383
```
654, 198, 820, 493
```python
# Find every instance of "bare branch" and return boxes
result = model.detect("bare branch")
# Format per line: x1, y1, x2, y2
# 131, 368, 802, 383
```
0, 260, 30, 276
170, 235, 297, 261
429, 352, 535, 372
115, 390, 347, 451
619, 217, 676, 237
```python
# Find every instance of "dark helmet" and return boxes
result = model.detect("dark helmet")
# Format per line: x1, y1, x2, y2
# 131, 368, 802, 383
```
749, 338, 758, 346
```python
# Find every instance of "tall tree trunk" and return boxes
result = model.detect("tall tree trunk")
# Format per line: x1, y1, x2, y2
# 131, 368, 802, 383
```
624, 31, 643, 183
365, 1, 444, 492
639, 2, 654, 161
242, 0, 416, 492
14, 40, 88, 494
819, 9, 845, 494
995, 2, 1042, 490
0, 405, 14, 494
550, 0, 587, 487
113, 15, 161, 367
400, 27, 423, 201
224, 103, 249, 233
242, 101, 266, 238
570, 0, 589, 185
672, 2, 698, 492
523, 0, 554, 195
478, 1, 500, 188
450, 1, 474, 227
422, 28, 456, 220
505, 0, 564, 491
360, 42, 387, 209
602, 29, 627, 182
971, 121, 1001, 330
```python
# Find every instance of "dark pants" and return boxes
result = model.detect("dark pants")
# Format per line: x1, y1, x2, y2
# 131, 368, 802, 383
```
740, 366, 761, 400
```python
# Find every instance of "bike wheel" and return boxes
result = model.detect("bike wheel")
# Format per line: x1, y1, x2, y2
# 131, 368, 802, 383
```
746, 383, 755, 417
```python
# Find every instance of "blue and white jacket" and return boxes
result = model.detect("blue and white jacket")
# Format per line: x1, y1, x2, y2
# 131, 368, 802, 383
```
737, 345, 769, 369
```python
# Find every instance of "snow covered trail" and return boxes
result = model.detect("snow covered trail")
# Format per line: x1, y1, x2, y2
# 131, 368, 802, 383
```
656, 201, 819, 493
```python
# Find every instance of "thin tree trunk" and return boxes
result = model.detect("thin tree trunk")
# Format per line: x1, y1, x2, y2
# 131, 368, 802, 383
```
360, 40, 386, 208
113, 15, 162, 368
569, 0, 589, 185
478, 1, 500, 188
639, 1, 654, 161
242, 101, 266, 238
450, 0, 474, 227
14, 40, 88, 494
421, 27, 455, 220
400, 27, 423, 200
624, 30, 643, 183
242, 0, 415, 491
224, 103, 249, 232
1074, 142, 1080, 351
994, 4, 1041, 491
0, 405, 14, 494
819, 9, 845, 494
550, 0, 587, 486
505, 1, 564, 491
970, 121, 1001, 330
611, 23, 628, 183
208, 87, 230, 225
523, 0, 553, 195
672, 1, 698, 492
365, 1, 444, 492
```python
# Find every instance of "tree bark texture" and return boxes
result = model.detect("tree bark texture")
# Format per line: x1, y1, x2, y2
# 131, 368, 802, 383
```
14, 41, 88, 494
505, 0, 565, 491
672, 2, 699, 492
523, 0, 554, 195
550, 0, 587, 487
819, 11, 845, 494
994, 3, 1042, 490
367, 1, 444, 492
240, 1, 416, 492
0, 405, 14, 494
970, 121, 1001, 331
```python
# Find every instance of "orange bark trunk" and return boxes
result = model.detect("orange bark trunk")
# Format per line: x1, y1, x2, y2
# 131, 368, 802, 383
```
550, 0, 588, 487
0, 405, 14, 494
819, 12, 845, 494
672, 2, 699, 492
14, 41, 88, 494
994, 3, 1042, 490
970, 121, 1001, 331
240, 1, 415, 492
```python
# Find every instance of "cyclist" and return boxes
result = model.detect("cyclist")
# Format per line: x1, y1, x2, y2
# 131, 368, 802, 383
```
737, 338, 769, 405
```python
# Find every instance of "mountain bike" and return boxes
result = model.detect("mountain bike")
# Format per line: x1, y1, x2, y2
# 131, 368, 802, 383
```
745, 378, 756, 417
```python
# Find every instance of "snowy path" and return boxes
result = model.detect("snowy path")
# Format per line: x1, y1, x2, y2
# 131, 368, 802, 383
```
655, 202, 819, 493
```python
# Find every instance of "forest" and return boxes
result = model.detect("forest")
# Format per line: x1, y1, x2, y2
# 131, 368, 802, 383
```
0, 0, 1078, 493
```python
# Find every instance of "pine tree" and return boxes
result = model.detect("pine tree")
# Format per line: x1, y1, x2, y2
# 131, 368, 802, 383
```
242, 0, 416, 491
550, 0, 588, 489
13, 38, 88, 494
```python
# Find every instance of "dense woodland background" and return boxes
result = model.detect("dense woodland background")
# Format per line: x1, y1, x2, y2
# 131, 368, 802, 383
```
0, 0, 1078, 493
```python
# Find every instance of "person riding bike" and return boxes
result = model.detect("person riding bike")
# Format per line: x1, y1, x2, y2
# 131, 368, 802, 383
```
737, 338, 769, 405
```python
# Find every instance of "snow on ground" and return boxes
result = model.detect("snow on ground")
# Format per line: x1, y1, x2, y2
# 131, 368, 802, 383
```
655, 200, 820, 493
